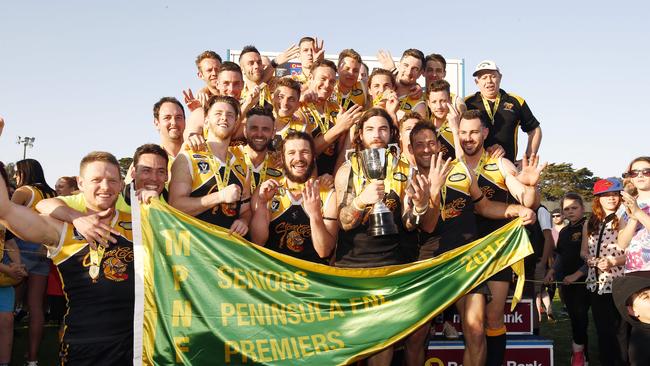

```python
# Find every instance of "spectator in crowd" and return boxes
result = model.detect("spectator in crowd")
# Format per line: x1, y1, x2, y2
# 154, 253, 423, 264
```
581, 178, 628, 366
54, 176, 78, 196
613, 275, 650, 366
619, 156, 650, 277
545, 192, 590, 366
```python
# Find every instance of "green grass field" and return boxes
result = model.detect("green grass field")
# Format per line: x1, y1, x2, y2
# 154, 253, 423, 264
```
10, 298, 602, 365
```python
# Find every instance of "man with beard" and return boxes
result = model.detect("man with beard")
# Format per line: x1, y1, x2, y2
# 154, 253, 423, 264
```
335, 107, 435, 365
169, 95, 251, 236
233, 106, 283, 195
458, 110, 543, 366
334, 49, 368, 110
292, 36, 324, 86
300, 59, 362, 176
0, 152, 135, 365
465, 60, 542, 162
250, 131, 337, 262
423, 53, 465, 113
195, 50, 222, 98
427, 80, 462, 161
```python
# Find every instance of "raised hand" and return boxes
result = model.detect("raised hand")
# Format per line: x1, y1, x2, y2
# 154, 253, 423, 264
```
407, 173, 431, 210
517, 153, 547, 186
302, 179, 323, 218
276, 44, 300, 65
408, 84, 423, 100
312, 37, 325, 62
485, 144, 506, 159
377, 50, 396, 71
182, 89, 202, 112
428, 153, 453, 194
336, 104, 363, 130
446, 102, 460, 131
316, 174, 334, 190
229, 219, 249, 236
385, 90, 400, 115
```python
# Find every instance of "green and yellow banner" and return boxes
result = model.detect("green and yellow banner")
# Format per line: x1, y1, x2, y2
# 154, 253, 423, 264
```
132, 199, 532, 366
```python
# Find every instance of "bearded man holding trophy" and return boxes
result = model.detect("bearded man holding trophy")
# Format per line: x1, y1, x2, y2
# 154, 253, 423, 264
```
333, 107, 438, 365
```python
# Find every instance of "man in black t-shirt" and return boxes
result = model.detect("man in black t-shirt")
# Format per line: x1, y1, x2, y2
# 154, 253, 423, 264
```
465, 60, 542, 162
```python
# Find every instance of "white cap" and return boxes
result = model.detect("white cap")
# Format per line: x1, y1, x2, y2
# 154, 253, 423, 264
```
473, 60, 500, 76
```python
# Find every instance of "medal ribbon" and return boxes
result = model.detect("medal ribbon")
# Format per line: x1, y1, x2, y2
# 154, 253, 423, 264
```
307, 104, 332, 135
206, 144, 232, 190
336, 84, 353, 111
481, 93, 501, 124
243, 148, 269, 192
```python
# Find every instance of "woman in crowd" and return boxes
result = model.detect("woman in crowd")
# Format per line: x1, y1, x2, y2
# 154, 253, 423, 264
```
54, 176, 78, 196
545, 192, 589, 366
619, 156, 650, 277
581, 178, 628, 365
11, 159, 56, 366
0, 162, 27, 366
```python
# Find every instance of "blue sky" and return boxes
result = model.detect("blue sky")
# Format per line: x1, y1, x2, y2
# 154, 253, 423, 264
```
1, 1, 648, 185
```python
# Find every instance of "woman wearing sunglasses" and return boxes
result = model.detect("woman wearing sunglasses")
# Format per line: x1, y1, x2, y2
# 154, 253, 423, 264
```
581, 178, 628, 366
619, 156, 650, 277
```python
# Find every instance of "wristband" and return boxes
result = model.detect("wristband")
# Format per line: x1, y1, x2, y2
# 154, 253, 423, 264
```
414, 204, 428, 215
472, 193, 485, 204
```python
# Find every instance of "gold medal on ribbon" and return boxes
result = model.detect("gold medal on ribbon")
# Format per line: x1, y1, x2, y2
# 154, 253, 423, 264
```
88, 244, 106, 281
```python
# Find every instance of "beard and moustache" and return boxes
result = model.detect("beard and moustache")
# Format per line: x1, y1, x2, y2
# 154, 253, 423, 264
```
283, 158, 315, 184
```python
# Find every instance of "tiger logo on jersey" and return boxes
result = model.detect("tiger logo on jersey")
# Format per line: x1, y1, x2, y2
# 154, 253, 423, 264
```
103, 257, 128, 282
481, 185, 496, 199
444, 197, 467, 219
571, 232, 582, 242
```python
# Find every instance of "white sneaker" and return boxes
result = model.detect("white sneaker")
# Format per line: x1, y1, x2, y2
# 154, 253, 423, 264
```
442, 321, 459, 339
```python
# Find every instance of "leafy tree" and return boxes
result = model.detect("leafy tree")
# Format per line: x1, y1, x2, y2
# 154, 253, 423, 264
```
539, 163, 599, 203
119, 157, 133, 180
3, 162, 16, 188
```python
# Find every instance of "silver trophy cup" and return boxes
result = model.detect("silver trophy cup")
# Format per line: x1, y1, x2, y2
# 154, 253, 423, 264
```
359, 148, 398, 237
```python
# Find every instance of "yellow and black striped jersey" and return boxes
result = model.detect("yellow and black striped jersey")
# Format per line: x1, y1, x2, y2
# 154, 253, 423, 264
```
48, 211, 133, 343
300, 102, 340, 175
333, 80, 366, 110
266, 183, 335, 263
472, 151, 516, 235
182, 147, 249, 228
231, 145, 283, 193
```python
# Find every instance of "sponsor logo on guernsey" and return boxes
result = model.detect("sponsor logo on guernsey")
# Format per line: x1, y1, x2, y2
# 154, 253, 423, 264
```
448, 173, 467, 182
393, 172, 408, 182
484, 163, 499, 172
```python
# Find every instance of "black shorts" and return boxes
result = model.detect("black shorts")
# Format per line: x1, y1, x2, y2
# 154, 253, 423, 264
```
60, 335, 133, 366
488, 267, 513, 282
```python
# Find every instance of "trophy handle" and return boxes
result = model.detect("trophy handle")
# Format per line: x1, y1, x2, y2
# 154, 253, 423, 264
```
387, 143, 401, 158
344, 148, 356, 162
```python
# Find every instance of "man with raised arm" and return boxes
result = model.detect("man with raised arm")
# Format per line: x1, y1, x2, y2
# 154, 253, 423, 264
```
0, 152, 134, 365
250, 131, 338, 262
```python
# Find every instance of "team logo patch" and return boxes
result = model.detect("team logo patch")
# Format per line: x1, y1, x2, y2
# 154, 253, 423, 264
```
234, 164, 245, 177
448, 173, 467, 182
192, 154, 206, 159
330, 111, 339, 118
571, 232, 581, 242
484, 163, 499, 172
503, 102, 514, 111
352, 89, 363, 96
198, 161, 210, 174
118, 221, 132, 231
393, 172, 407, 182
270, 199, 281, 212
103, 257, 128, 282
402, 103, 412, 111
267, 168, 282, 177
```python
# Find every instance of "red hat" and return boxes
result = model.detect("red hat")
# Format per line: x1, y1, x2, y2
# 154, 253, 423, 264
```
593, 177, 623, 196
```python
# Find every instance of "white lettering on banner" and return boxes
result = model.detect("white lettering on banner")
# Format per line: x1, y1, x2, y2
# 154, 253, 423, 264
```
504, 312, 523, 323
506, 361, 543, 366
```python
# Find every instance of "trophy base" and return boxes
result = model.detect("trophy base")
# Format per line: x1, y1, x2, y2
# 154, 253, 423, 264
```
367, 211, 399, 237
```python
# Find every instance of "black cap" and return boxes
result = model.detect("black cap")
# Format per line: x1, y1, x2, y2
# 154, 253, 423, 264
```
613, 275, 650, 328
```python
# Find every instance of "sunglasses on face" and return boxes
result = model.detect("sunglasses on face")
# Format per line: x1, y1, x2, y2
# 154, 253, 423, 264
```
552, 214, 561, 218
623, 168, 650, 178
